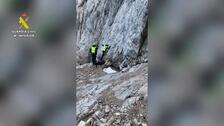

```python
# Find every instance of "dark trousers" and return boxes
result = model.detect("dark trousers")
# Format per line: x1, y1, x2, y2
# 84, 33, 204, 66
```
91, 54, 97, 65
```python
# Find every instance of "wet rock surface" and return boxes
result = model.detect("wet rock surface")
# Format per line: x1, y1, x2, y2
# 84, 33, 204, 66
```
76, 63, 148, 125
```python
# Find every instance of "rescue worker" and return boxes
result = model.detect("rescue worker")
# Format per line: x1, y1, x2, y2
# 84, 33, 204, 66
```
89, 43, 98, 65
100, 43, 110, 61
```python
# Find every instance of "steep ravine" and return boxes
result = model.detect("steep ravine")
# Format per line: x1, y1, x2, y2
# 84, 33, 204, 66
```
76, 0, 149, 125
76, 0, 148, 68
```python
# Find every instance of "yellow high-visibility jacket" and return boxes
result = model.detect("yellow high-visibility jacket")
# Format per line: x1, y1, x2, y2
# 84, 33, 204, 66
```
91, 46, 97, 54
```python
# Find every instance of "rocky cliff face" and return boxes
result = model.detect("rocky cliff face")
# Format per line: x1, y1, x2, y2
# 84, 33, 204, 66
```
76, 0, 149, 125
76, 0, 148, 68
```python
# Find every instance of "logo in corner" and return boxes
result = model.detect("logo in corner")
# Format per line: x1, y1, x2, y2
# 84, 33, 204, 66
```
11, 12, 36, 38
19, 12, 29, 30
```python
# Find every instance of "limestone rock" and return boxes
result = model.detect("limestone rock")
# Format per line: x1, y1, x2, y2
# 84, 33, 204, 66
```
77, 120, 86, 126
76, 0, 148, 68
104, 105, 110, 113
76, 63, 148, 124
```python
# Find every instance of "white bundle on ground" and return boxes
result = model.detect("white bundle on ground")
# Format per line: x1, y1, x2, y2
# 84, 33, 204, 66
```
103, 67, 117, 74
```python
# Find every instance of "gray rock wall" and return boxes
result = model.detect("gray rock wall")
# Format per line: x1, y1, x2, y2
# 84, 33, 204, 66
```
76, 0, 148, 68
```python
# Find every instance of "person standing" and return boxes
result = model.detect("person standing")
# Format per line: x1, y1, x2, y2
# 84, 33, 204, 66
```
90, 43, 98, 66
100, 43, 110, 61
